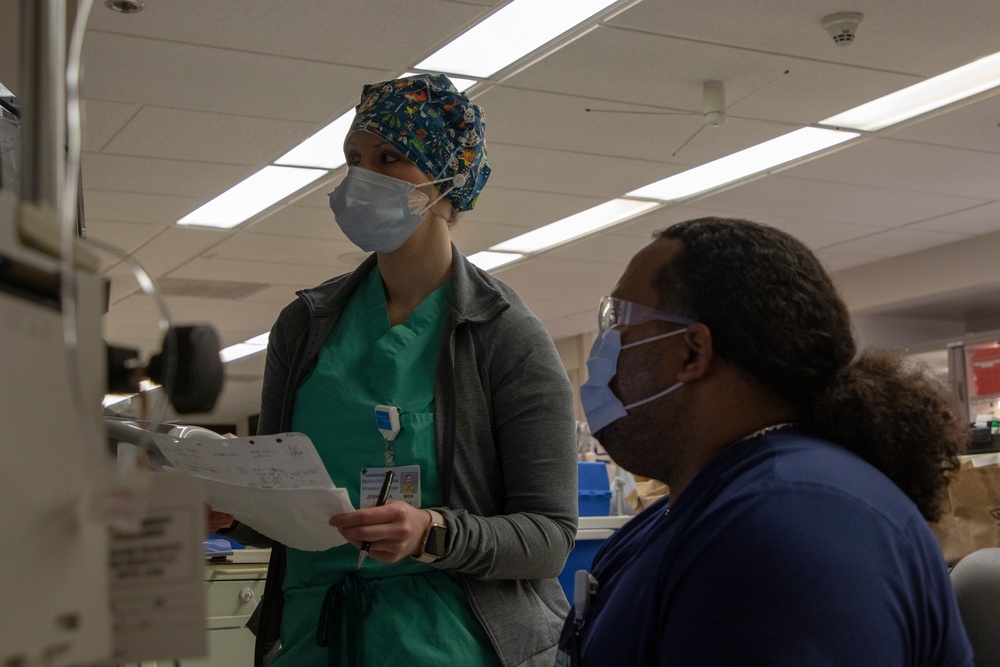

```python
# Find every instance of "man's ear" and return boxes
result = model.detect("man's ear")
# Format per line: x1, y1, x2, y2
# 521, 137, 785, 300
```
677, 323, 713, 382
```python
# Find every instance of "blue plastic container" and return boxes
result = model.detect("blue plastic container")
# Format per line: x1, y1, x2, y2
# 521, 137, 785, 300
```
558, 539, 603, 598
577, 461, 611, 517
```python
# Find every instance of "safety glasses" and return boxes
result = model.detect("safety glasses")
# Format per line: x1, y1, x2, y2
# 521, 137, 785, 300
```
598, 295, 694, 333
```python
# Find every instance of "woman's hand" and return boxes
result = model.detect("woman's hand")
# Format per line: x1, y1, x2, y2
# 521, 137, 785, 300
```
330, 501, 432, 563
205, 504, 235, 535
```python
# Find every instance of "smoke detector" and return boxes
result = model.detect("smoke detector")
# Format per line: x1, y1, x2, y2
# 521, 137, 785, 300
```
105, 0, 145, 14
821, 12, 864, 46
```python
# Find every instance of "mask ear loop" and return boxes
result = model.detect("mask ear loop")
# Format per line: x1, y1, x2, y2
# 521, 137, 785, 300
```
415, 172, 468, 218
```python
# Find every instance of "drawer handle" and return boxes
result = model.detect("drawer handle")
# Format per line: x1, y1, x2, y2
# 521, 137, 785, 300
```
239, 587, 259, 610
214, 567, 268, 576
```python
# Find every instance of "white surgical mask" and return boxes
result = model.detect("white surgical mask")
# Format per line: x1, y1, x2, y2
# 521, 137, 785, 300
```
579, 327, 685, 434
328, 167, 463, 253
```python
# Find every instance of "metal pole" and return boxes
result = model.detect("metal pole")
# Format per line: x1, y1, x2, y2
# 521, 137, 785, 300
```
948, 341, 970, 424
19, 0, 65, 209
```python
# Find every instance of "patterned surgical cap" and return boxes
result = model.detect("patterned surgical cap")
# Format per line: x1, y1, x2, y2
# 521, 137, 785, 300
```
348, 74, 490, 212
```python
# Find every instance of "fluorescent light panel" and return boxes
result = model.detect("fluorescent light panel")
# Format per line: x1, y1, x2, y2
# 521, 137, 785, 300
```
274, 112, 354, 169
415, 0, 618, 78
468, 251, 523, 271
177, 166, 327, 228
627, 127, 859, 202
491, 199, 660, 254
220, 332, 269, 363
822, 50, 1000, 131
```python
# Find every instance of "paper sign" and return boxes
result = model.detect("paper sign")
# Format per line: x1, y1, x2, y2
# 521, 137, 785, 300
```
104, 472, 206, 663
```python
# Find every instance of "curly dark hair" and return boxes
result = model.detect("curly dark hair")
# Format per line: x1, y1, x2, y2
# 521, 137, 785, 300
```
655, 217, 965, 521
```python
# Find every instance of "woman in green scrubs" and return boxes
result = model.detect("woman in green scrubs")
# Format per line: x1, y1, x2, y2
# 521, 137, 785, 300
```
220, 74, 579, 667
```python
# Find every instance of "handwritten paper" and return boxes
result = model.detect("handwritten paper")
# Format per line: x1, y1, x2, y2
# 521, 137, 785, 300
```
154, 432, 353, 551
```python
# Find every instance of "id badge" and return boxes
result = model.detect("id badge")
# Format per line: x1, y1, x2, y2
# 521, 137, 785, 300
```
360, 465, 421, 508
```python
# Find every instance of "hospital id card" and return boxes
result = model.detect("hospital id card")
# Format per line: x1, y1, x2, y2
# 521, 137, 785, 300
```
361, 465, 421, 508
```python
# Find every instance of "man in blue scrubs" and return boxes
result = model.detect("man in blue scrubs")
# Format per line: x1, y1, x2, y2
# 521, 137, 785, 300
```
560, 217, 973, 666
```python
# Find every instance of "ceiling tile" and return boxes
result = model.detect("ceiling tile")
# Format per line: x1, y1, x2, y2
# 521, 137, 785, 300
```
84, 189, 206, 225
82, 153, 255, 198
168, 256, 340, 288
608, 203, 886, 250
782, 137, 1000, 201
246, 202, 345, 241
697, 173, 987, 229
525, 297, 600, 324
475, 86, 790, 166
461, 187, 606, 229
205, 232, 355, 267
908, 202, 1000, 236
452, 219, 537, 255
543, 309, 603, 341
823, 228, 969, 258
85, 0, 495, 70
85, 219, 164, 258
486, 143, 681, 199
607, 0, 1000, 75
820, 252, 879, 272
544, 233, 648, 267
498, 256, 624, 291
82, 31, 380, 123
101, 106, 319, 165
110, 226, 230, 285
81, 99, 141, 152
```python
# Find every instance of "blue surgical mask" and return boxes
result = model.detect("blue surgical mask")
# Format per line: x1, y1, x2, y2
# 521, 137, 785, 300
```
580, 327, 686, 434
328, 167, 463, 253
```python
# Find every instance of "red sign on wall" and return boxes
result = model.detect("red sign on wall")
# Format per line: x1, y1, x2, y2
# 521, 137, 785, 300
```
968, 345, 1000, 398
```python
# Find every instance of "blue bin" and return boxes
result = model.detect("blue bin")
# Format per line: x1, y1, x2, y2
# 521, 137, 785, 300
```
578, 461, 611, 517
558, 515, 633, 599
558, 539, 603, 598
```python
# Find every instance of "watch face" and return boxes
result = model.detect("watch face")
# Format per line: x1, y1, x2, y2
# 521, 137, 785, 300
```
426, 524, 447, 557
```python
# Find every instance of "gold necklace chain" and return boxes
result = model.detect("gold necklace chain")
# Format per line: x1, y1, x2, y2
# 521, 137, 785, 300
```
734, 422, 795, 446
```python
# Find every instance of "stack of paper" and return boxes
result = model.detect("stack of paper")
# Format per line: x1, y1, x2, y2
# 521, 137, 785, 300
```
154, 432, 353, 551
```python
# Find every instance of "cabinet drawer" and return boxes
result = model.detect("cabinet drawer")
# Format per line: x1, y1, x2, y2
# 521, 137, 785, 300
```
206, 578, 265, 626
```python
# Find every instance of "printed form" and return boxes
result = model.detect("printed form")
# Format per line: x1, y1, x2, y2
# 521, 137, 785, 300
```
153, 432, 353, 551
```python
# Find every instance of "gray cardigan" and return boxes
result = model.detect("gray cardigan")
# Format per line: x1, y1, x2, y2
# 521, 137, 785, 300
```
229, 245, 578, 666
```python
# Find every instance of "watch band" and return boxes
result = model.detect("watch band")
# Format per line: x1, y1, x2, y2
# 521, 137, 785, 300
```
413, 509, 447, 563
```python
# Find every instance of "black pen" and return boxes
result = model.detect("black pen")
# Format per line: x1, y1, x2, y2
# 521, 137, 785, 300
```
357, 469, 394, 569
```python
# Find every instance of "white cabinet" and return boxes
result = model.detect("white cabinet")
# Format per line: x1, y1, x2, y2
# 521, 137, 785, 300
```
183, 550, 270, 667
129, 549, 270, 667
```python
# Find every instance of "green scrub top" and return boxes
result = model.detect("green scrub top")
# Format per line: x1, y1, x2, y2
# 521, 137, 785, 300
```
273, 267, 501, 667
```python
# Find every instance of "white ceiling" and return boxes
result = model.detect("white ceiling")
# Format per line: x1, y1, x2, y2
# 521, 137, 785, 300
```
4, 0, 1000, 423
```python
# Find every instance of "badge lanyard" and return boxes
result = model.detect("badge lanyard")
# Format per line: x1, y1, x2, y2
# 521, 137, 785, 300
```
374, 405, 401, 467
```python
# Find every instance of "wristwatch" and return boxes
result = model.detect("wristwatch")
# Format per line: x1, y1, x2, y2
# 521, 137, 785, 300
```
413, 509, 447, 563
